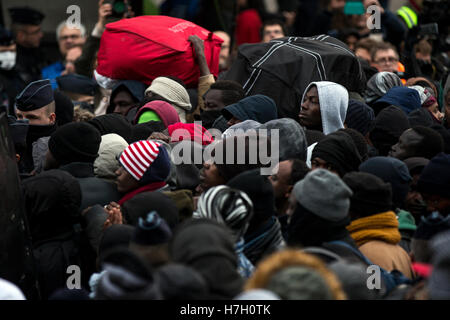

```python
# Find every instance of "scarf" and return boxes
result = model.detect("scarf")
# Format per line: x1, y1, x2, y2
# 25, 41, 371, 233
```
118, 181, 167, 205
235, 238, 255, 279
243, 216, 285, 265
347, 211, 401, 247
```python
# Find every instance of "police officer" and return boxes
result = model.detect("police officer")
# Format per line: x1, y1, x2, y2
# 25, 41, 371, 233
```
56, 73, 99, 113
15, 79, 57, 174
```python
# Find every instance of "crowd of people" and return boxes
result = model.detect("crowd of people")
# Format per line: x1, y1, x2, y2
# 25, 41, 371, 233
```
1, 0, 450, 301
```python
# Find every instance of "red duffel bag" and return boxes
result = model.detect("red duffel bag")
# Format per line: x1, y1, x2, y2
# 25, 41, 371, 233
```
95, 15, 223, 88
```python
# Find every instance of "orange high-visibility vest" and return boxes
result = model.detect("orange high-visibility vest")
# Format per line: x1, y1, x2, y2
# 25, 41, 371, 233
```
398, 62, 406, 84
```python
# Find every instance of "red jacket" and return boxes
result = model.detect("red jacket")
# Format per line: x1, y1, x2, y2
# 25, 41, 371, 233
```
235, 9, 262, 46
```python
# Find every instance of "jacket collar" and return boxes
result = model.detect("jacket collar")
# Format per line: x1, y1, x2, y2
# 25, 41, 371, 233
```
59, 162, 94, 178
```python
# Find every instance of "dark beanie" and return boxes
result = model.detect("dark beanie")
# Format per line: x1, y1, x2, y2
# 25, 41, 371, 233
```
87, 113, 133, 144
408, 108, 434, 127
345, 100, 375, 136
132, 211, 172, 246
48, 122, 101, 165
155, 263, 209, 300
417, 153, 450, 198
227, 168, 276, 228
343, 171, 393, 217
312, 132, 362, 177
98, 224, 135, 259
359, 157, 412, 209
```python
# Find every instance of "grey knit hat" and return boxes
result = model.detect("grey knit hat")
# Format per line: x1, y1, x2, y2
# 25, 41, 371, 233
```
293, 169, 353, 222
266, 266, 334, 300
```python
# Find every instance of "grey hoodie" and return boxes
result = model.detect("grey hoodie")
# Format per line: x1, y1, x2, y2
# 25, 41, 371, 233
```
301, 81, 349, 135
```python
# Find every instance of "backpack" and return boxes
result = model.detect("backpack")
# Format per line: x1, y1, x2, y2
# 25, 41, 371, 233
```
327, 240, 413, 296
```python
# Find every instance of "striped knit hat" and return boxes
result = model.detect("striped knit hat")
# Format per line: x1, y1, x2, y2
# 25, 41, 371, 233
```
194, 185, 253, 239
119, 140, 171, 185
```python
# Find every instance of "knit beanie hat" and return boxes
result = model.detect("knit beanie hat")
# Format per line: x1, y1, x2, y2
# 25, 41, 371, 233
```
145, 77, 191, 110
311, 132, 362, 177
417, 153, 450, 198
48, 122, 101, 165
168, 123, 214, 146
227, 168, 276, 227
266, 266, 334, 300
98, 224, 135, 261
132, 211, 172, 246
155, 263, 209, 300
359, 157, 412, 209
342, 171, 393, 217
119, 140, 171, 185
407, 108, 434, 127
145, 77, 192, 123
328, 260, 380, 300
194, 185, 254, 239
397, 210, 417, 231
345, 100, 375, 136
87, 113, 133, 144
95, 248, 162, 300
258, 118, 308, 161
293, 169, 353, 222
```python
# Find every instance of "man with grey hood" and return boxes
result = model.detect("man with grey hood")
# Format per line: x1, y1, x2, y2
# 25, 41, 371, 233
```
298, 81, 349, 135
298, 81, 349, 167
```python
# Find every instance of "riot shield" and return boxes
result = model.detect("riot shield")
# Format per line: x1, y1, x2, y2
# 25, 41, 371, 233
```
0, 111, 38, 299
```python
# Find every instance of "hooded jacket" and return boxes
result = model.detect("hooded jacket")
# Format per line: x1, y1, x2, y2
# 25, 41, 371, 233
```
373, 87, 421, 115
258, 118, 308, 161
94, 248, 162, 300
222, 94, 278, 124
169, 218, 244, 299
301, 81, 349, 135
94, 134, 129, 182
21, 170, 93, 299
134, 100, 180, 127
106, 80, 146, 114
364, 72, 403, 105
